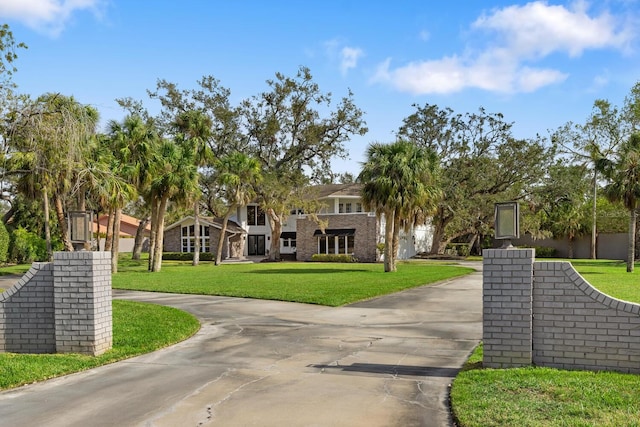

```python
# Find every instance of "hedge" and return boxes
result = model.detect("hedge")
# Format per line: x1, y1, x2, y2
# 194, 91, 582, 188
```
310, 253, 358, 263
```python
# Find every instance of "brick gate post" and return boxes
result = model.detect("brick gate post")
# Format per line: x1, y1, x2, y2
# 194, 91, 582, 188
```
482, 248, 534, 368
53, 251, 112, 356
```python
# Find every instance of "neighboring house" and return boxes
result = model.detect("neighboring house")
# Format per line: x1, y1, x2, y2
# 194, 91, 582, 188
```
93, 213, 151, 252
164, 217, 247, 259
164, 183, 434, 262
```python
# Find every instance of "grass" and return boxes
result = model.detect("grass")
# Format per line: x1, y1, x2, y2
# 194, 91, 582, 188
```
112, 258, 474, 306
0, 300, 200, 390
451, 344, 640, 427
567, 259, 640, 303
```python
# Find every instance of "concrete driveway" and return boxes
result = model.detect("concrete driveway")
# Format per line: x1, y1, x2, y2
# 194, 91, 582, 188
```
0, 266, 482, 427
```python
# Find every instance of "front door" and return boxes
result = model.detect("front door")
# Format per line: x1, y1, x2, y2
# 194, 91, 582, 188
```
247, 234, 266, 256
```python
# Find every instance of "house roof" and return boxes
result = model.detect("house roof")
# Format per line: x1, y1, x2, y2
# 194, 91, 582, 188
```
93, 213, 150, 237
164, 216, 246, 235
305, 183, 363, 199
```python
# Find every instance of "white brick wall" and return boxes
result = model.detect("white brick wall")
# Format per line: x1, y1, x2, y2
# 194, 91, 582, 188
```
533, 262, 640, 373
0, 252, 112, 356
483, 249, 640, 374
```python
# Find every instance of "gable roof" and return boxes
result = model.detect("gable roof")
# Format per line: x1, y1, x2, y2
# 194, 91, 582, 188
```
164, 216, 246, 235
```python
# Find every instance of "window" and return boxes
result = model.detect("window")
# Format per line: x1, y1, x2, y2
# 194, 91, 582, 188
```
181, 225, 210, 253
316, 235, 354, 255
247, 205, 266, 226
356, 203, 362, 213
291, 239, 296, 248
345, 203, 352, 213
283, 240, 289, 247
338, 203, 344, 213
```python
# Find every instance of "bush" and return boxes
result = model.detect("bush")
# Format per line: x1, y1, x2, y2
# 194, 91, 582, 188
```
0, 221, 9, 263
445, 243, 470, 257
10, 227, 48, 263
162, 252, 214, 261
533, 246, 556, 258
311, 253, 357, 263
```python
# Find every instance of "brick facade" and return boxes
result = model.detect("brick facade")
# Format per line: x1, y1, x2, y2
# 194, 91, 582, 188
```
164, 225, 243, 258
483, 248, 640, 374
0, 251, 112, 356
296, 213, 379, 262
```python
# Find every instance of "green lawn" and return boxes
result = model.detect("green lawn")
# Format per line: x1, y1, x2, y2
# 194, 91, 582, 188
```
0, 300, 200, 390
452, 258, 640, 427
569, 259, 640, 303
112, 259, 474, 306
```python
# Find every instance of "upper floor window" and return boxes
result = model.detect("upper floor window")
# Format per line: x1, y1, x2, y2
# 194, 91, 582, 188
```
356, 203, 362, 213
247, 205, 266, 226
345, 203, 352, 213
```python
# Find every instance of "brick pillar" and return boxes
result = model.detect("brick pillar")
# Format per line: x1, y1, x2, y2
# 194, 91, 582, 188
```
53, 251, 112, 356
482, 248, 534, 368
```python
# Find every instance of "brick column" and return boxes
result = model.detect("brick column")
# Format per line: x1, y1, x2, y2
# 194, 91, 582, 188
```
53, 251, 112, 356
482, 248, 534, 368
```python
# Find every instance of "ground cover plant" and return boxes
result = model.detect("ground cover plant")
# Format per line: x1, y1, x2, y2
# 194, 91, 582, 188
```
0, 300, 199, 390
452, 259, 640, 427
111, 259, 474, 306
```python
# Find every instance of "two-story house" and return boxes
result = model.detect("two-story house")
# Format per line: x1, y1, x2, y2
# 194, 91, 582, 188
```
163, 183, 433, 262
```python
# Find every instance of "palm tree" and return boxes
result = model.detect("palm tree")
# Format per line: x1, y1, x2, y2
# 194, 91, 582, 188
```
106, 115, 157, 270
359, 140, 440, 272
601, 133, 640, 272
213, 152, 262, 265
5, 93, 98, 258
173, 110, 212, 266
147, 139, 199, 272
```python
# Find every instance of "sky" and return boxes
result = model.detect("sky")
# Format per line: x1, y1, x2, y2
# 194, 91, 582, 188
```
1, 0, 639, 174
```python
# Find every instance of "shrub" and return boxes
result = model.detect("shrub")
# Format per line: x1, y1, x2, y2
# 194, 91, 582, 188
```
445, 243, 470, 257
162, 252, 214, 261
533, 246, 556, 258
311, 253, 357, 263
0, 221, 9, 263
10, 227, 48, 263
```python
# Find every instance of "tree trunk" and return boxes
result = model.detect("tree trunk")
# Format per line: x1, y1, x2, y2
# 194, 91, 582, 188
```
78, 191, 91, 251
43, 187, 53, 262
132, 217, 149, 260
193, 201, 200, 266
111, 208, 121, 273
628, 208, 636, 273
383, 210, 395, 272
95, 209, 102, 251
568, 235, 574, 259
591, 168, 598, 259
428, 211, 453, 255
391, 214, 401, 272
267, 208, 282, 261
215, 206, 235, 266
148, 198, 159, 271
54, 193, 74, 252
151, 196, 169, 272
104, 208, 114, 252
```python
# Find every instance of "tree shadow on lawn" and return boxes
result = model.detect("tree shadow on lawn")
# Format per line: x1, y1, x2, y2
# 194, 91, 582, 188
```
245, 268, 372, 274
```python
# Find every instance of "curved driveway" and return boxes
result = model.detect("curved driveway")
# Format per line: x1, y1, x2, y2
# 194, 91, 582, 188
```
0, 265, 482, 427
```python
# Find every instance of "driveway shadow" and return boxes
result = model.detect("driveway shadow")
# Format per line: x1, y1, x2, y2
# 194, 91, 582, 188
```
308, 363, 460, 378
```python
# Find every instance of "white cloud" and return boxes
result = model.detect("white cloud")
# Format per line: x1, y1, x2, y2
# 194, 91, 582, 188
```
0, 0, 106, 37
340, 46, 363, 75
373, 1, 635, 95
324, 38, 364, 76
473, 0, 634, 58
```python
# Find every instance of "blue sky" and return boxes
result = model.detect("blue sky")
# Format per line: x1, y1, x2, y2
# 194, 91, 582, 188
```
1, 0, 639, 173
